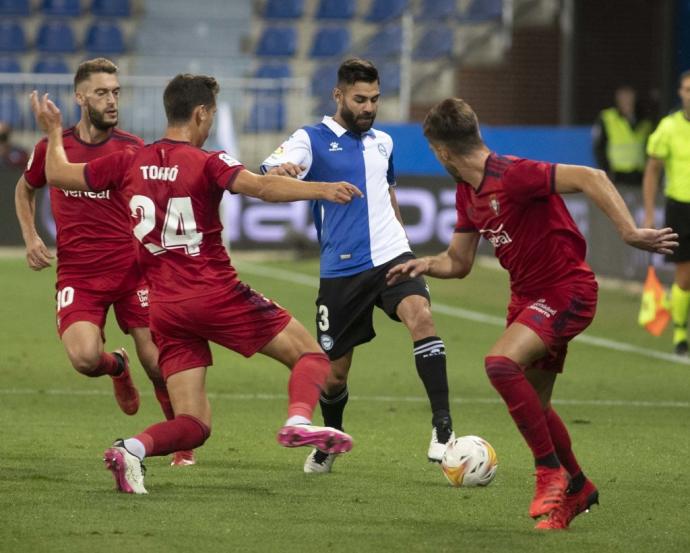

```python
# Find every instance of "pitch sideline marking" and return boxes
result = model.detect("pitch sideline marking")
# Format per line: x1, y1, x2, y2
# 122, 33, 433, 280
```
0, 388, 687, 409
239, 262, 690, 367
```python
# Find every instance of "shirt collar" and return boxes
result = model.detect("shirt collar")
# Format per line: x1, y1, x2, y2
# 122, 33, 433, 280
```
322, 116, 376, 139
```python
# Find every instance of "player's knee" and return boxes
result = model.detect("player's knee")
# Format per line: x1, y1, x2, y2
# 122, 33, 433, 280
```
326, 370, 348, 391
67, 349, 101, 375
484, 355, 522, 383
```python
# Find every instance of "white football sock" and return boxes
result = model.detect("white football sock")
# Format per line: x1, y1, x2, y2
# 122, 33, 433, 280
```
285, 415, 311, 426
123, 438, 146, 460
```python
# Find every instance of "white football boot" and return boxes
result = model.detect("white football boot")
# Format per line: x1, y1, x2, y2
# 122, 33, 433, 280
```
103, 440, 148, 494
427, 427, 455, 463
303, 449, 337, 474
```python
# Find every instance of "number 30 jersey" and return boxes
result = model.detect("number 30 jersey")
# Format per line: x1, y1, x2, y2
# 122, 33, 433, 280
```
85, 138, 245, 303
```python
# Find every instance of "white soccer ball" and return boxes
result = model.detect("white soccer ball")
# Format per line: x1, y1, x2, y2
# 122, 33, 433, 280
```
441, 435, 498, 487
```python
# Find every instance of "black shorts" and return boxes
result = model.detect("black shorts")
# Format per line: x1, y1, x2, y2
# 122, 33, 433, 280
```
665, 198, 690, 263
315, 252, 431, 360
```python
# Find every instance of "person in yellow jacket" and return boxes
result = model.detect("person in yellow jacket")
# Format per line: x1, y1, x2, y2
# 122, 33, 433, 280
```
593, 85, 653, 185
644, 70, 690, 355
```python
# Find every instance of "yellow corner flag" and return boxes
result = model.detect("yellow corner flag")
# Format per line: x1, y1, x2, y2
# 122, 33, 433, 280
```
638, 266, 670, 336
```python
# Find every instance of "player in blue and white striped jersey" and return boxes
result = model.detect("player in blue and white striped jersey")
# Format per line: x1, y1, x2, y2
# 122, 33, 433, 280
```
261, 59, 456, 473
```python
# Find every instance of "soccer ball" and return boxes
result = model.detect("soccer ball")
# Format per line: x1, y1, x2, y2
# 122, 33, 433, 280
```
441, 435, 498, 487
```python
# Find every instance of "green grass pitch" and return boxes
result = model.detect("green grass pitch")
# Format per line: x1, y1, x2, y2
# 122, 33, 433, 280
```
1, 255, 688, 552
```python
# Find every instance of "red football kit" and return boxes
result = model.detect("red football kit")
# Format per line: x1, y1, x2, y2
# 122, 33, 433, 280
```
84, 139, 291, 378
454, 153, 598, 371
24, 127, 149, 336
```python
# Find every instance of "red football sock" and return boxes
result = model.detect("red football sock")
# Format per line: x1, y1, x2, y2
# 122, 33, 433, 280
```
154, 384, 175, 421
485, 356, 556, 460
544, 406, 582, 477
135, 414, 210, 457
287, 352, 330, 420
85, 352, 120, 377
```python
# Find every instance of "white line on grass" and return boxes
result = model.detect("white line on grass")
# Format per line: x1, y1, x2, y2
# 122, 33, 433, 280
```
239, 262, 690, 367
0, 388, 688, 409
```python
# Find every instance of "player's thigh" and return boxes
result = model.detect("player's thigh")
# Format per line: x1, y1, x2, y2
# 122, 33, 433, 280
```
55, 283, 107, 341
316, 273, 376, 359
259, 317, 321, 368
487, 322, 550, 367
129, 326, 161, 381
165, 366, 211, 426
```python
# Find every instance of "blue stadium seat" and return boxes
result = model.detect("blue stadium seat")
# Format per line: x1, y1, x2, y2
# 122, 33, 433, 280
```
416, 0, 455, 20
36, 21, 77, 53
85, 22, 125, 54
461, 0, 503, 22
245, 99, 285, 132
313, 96, 335, 117
0, 0, 30, 16
310, 63, 338, 100
365, 0, 408, 22
413, 25, 453, 60
91, 0, 131, 17
254, 62, 292, 79
264, 0, 303, 19
255, 26, 297, 57
315, 0, 355, 20
0, 21, 26, 52
378, 63, 401, 94
0, 56, 21, 72
42, 0, 80, 17
0, 94, 22, 127
33, 56, 70, 73
362, 24, 402, 59
309, 26, 350, 59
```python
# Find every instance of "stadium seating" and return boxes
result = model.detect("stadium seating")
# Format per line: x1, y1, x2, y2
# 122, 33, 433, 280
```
256, 26, 297, 57
315, 0, 355, 20
461, 0, 504, 22
254, 62, 292, 79
33, 56, 70, 73
0, 0, 30, 16
362, 24, 402, 59
36, 21, 77, 53
245, 98, 285, 132
365, 0, 408, 22
263, 0, 303, 20
0, 21, 26, 52
413, 25, 453, 60
41, 0, 80, 17
310, 26, 351, 59
91, 0, 131, 17
0, 94, 22, 127
378, 62, 401, 94
85, 22, 126, 54
416, 0, 455, 21
310, 63, 338, 100
0, 56, 21, 72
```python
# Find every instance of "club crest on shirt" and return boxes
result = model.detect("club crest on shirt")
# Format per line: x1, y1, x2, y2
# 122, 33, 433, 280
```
378, 143, 388, 158
489, 194, 500, 215
136, 288, 149, 308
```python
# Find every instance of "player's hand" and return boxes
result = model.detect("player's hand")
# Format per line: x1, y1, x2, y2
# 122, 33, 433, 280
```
30, 91, 62, 134
25, 236, 54, 271
624, 227, 678, 255
268, 163, 306, 178
386, 258, 429, 286
323, 182, 364, 204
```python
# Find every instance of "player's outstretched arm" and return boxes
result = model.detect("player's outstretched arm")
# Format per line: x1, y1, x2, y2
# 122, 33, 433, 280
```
232, 170, 363, 204
387, 232, 480, 285
14, 175, 54, 271
29, 91, 88, 191
642, 157, 664, 228
554, 164, 678, 255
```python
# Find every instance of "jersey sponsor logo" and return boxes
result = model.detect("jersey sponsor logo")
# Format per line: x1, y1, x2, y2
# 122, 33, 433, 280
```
139, 165, 179, 182
62, 189, 111, 200
378, 143, 388, 158
489, 194, 500, 215
329, 141, 343, 152
479, 223, 512, 248
339, 253, 352, 260
136, 288, 149, 308
319, 333, 334, 351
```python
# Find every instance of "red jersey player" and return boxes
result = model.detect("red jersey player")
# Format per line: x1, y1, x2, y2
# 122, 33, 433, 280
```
30, 74, 362, 494
15, 59, 193, 466
387, 98, 677, 530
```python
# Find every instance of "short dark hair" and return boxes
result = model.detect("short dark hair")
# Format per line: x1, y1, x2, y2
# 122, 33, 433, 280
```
337, 58, 379, 87
163, 74, 219, 125
74, 58, 118, 90
423, 98, 484, 155
680, 69, 690, 86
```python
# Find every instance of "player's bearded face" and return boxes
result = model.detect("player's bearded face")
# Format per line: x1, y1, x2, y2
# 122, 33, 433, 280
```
79, 73, 120, 131
338, 81, 380, 134
86, 99, 118, 131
